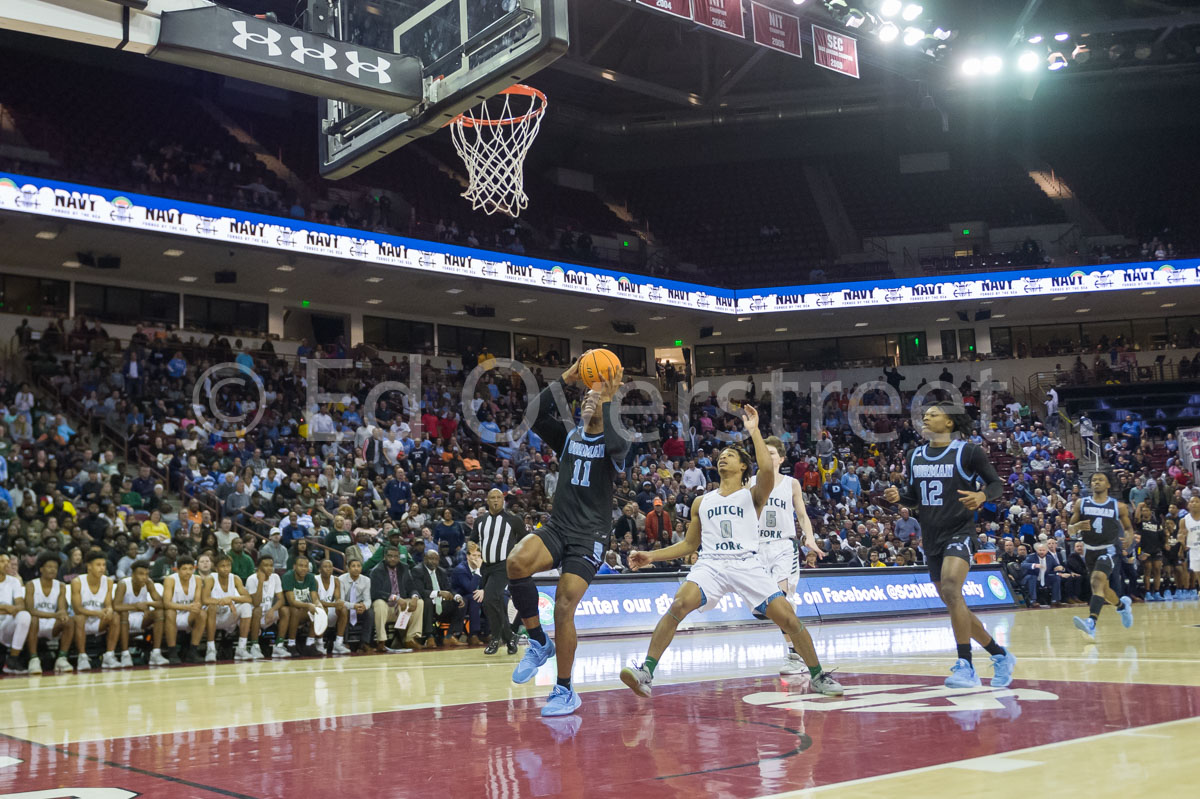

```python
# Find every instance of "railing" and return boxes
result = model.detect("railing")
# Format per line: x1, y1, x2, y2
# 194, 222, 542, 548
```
1081, 436, 1102, 473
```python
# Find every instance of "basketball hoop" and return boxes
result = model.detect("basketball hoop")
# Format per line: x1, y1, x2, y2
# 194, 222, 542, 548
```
448, 84, 547, 218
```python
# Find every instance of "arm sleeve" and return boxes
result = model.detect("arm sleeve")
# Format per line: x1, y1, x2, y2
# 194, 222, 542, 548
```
966, 445, 1005, 502
603, 400, 631, 463
530, 381, 568, 455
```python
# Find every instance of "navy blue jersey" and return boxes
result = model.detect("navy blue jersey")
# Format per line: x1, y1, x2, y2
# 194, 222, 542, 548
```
902, 440, 1002, 537
1078, 496, 1121, 548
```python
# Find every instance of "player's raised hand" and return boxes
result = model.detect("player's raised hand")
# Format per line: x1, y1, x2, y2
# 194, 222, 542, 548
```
628, 550, 653, 571
742, 404, 760, 431
562, 358, 583, 386
957, 489, 986, 510
883, 486, 901, 504
598, 366, 624, 401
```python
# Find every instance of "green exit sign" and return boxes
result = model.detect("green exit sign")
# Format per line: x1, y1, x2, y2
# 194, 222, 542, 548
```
961, 228, 971, 236
674, 339, 683, 347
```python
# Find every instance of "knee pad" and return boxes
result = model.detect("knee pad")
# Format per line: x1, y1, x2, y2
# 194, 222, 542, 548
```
508, 576, 539, 617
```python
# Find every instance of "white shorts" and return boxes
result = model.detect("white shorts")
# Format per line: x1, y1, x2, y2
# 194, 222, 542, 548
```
37, 617, 59, 639
83, 616, 102, 635
175, 610, 196, 631
326, 607, 338, 628
758, 538, 800, 589
686, 557, 784, 614
214, 604, 250, 632
1190, 551, 1200, 572
0, 612, 30, 647
127, 612, 145, 633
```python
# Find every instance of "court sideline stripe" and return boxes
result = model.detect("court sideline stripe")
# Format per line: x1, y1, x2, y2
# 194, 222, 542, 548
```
749, 715, 1200, 799
0, 731, 258, 799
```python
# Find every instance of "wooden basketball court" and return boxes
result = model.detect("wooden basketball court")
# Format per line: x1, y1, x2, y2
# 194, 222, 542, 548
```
3, 603, 1198, 798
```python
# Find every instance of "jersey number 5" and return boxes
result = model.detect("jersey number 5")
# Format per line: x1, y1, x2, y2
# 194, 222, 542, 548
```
765, 510, 777, 528
920, 481, 944, 506
571, 459, 592, 488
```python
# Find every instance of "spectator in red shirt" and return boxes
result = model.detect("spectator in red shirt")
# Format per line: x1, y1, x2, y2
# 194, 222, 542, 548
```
644, 498, 671, 545
662, 430, 686, 460
420, 411, 439, 439
438, 411, 458, 442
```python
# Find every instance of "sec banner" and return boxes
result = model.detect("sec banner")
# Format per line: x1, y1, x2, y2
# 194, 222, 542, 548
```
812, 24, 859, 78
693, 0, 745, 37
750, 1, 802, 57
636, 0, 693, 19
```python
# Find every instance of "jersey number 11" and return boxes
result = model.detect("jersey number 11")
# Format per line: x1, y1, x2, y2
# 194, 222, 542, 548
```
571, 459, 592, 488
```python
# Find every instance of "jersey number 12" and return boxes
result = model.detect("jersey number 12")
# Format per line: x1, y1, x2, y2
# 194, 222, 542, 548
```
920, 481, 944, 506
571, 459, 592, 488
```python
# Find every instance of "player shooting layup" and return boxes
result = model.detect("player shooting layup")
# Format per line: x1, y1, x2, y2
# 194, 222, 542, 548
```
507, 359, 627, 717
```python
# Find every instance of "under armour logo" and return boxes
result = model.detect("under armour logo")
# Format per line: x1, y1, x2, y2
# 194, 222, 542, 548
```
346, 52, 392, 84
289, 36, 337, 70
231, 20, 281, 56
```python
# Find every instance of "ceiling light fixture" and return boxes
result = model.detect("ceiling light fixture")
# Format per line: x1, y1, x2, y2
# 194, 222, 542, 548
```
365, 277, 383, 283
1051, 296, 1067, 301
1075, 308, 1090, 313
1028, 34, 1043, 44
982, 55, 1003, 74
903, 27, 925, 46
268, 287, 287, 293
855, 322, 869, 327
446, 288, 464, 294
901, 3, 922, 22
1141, 290, 1157, 295
519, 298, 537, 304
879, 0, 901, 16
878, 21, 900, 42
509, 317, 526, 322
452, 310, 467, 315
1161, 302, 1177, 308
366, 299, 382, 304
649, 315, 666, 321
1018, 50, 1040, 71
163, 249, 184, 257
962, 57, 981, 76
573, 325, 589, 330
179, 276, 198, 282
1047, 52, 1068, 70
276, 265, 295, 272
588, 307, 604, 313
61, 260, 81, 268
35, 231, 58, 240
993, 313, 1006, 318
1054, 32, 1069, 42
775, 327, 788, 333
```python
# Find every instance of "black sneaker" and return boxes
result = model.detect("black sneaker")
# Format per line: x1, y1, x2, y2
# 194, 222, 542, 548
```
181, 645, 200, 664
484, 640, 500, 655
506, 639, 519, 656
165, 646, 182, 665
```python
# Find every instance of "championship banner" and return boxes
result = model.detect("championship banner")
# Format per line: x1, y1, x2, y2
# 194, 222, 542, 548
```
1179, 427, 1200, 477
535, 565, 1015, 635
693, 0, 745, 37
812, 24, 859, 78
636, 0, 693, 20
750, 1, 802, 57
2, 172, 1199, 316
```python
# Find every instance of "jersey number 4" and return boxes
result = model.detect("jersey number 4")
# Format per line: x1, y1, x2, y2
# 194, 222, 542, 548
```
920, 481, 944, 506
571, 459, 593, 488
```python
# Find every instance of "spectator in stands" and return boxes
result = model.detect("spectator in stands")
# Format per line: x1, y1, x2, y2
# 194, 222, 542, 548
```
260, 528, 289, 568
1021, 541, 1063, 608
369, 546, 422, 652
411, 549, 463, 648
451, 544, 484, 646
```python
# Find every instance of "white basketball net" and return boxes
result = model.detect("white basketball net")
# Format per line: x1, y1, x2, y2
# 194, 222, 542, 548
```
449, 85, 546, 218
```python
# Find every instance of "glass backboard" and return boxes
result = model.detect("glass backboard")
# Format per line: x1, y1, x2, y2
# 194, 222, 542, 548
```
310, 0, 567, 179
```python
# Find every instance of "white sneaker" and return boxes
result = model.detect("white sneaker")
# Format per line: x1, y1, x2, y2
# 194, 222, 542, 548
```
810, 669, 846, 696
204, 647, 217, 664
779, 652, 807, 675
313, 640, 327, 656
76, 653, 92, 671
271, 645, 292, 659
332, 641, 351, 656
101, 652, 120, 669
30, 656, 44, 674
148, 650, 170, 667
119, 650, 134, 668
248, 644, 264, 660
234, 646, 251, 661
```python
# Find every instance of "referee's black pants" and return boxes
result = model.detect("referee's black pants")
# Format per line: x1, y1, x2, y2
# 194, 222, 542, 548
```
480, 561, 512, 644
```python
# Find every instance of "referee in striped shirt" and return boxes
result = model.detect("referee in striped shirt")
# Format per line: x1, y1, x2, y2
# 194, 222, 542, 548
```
473, 489, 524, 655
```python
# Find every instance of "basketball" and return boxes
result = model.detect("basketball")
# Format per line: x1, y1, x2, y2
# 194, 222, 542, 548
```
579, 349, 621, 389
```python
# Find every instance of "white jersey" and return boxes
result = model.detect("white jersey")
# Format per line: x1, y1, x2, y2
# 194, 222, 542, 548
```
208, 574, 239, 607
31, 579, 61, 614
1185, 514, 1200, 549
0, 574, 22, 605
317, 575, 338, 604
78, 575, 109, 614
171, 574, 199, 606
759, 477, 798, 543
245, 572, 281, 607
120, 576, 152, 605
697, 487, 759, 561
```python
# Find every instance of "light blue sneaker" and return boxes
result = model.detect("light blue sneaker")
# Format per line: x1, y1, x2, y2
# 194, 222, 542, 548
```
512, 636, 555, 684
1117, 596, 1134, 628
1073, 615, 1096, 640
945, 658, 980, 688
541, 684, 582, 717
1145, 592, 1160, 602
990, 651, 1017, 688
